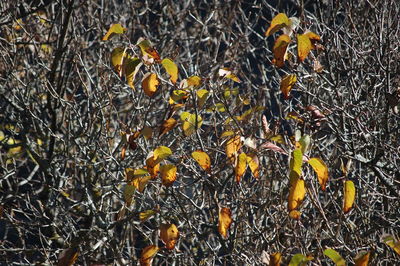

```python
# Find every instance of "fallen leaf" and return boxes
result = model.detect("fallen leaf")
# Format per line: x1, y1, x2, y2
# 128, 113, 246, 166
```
218, 207, 232, 238
160, 224, 179, 250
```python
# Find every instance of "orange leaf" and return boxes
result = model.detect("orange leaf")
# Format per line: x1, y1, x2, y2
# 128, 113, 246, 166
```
142, 73, 159, 97
161, 58, 179, 84
280, 74, 297, 99
246, 152, 260, 179
308, 158, 329, 191
132, 175, 151, 193
218, 207, 232, 238
137, 39, 161, 63
235, 152, 248, 183
265, 13, 290, 36
289, 210, 301, 220
102, 23, 127, 41
297, 34, 312, 62
288, 175, 306, 211
272, 34, 291, 67
354, 251, 370, 266
269, 252, 282, 266
140, 245, 159, 266
160, 164, 177, 187
225, 135, 242, 165
159, 118, 177, 137
343, 180, 355, 213
160, 224, 179, 250
146, 156, 160, 178
191, 150, 211, 173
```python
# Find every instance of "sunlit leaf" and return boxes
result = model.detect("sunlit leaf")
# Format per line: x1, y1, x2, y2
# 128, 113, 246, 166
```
269, 252, 282, 266
124, 57, 142, 89
159, 118, 177, 137
196, 89, 209, 108
324, 248, 346, 266
235, 152, 248, 183
297, 34, 312, 62
288, 175, 306, 211
290, 148, 303, 177
280, 74, 297, 99
265, 13, 290, 36
132, 175, 152, 193
272, 34, 291, 67
169, 89, 189, 104
139, 210, 156, 222
308, 158, 329, 191
160, 164, 177, 187
226, 135, 242, 165
343, 180, 355, 213
102, 23, 127, 41
187, 75, 202, 87
304, 31, 321, 49
146, 156, 160, 178
137, 38, 161, 63
354, 251, 370, 266
246, 152, 260, 179
142, 73, 160, 97
160, 224, 179, 250
180, 112, 203, 137
289, 253, 313, 266
221, 131, 235, 138
140, 245, 159, 266
111, 47, 126, 76
298, 134, 311, 154
191, 150, 211, 173
218, 207, 232, 238
218, 68, 241, 83
289, 210, 301, 220
153, 146, 172, 163
161, 58, 178, 84
382, 234, 400, 255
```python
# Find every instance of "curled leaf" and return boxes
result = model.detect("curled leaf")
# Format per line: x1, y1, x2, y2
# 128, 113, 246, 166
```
308, 158, 329, 191
161, 58, 178, 84
137, 38, 161, 63
102, 23, 127, 41
272, 34, 291, 67
343, 180, 355, 213
246, 152, 260, 179
160, 224, 179, 250
280, 74, 297, 99
218, 207, 232, 238
265, 13, 290, 36
289, 210, 301, 220
142, 73, 160, 97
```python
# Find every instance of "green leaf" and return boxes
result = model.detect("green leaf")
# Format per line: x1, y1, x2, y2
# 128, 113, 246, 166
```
324, 248, 346, 266
289, 253, 313, 266
153, 146, 172, 163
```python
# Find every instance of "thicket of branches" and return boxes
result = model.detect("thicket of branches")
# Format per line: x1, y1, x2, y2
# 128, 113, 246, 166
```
0, 0, 399, 265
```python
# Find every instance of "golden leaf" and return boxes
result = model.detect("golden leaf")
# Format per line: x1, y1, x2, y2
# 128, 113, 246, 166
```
160, 164, 177, 187
354, 251, 370, 266
235, 152, 248, 183
191, 150, 211, 173
265, 13, 290, 36
159, 118, 177, 137
140, 245, 159, 266
160, 224, 179, 250
142, 73, 160, 97
102, 23, 127, 41
225, 135, 242, 165
297, 34, 312, 62
308, 158, 329, 191
218, 207, 232, 238
288, 175, 306, 211
161, 58, 179, 84
343, 180, 355, 213
280, 74, 297, 99
272, 34, 291, 67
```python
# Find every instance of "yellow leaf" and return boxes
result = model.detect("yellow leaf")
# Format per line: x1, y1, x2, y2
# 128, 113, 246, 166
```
324, 248, 346, 266
289, 210, 301, 220
187, 75, 202, 87
382, 234, 400, 255
159, 118, 177, 137
142, 73, 159, 97
280, 74, 297, 99
265, 13, 290, 36
218, 207, 232, 238
153, 146, 172, 163
269, 252, 282, 266
308, 158, 329, 191
160, 164, 177, 187
290, 148, 303, 178
297, 34, 312, 62
133, 168, 150, 178
180, 112, 203, 137
160, 224, 179, 250
288, 175, 306, 211
161, 58, 179, 84
235, 152, 248, 183
221, 130, 235, 138
123, 184, 136, 206
137, 39, 161, 63
289, 253, 313, 266
132, 175, 151, 193
139, 210, 156, 222
272, 34, 291, 67
111, 47, 126, 76
196, 89, 209, 108
102, 23, 127, 41
343, 180, 355, 213
124, 57, 142, 89
304, 31, 321, 49
146, 156, 160, 178
246, 153, 260, 179
354, 251, 370, 266
140, 245, 159, 266
191, 150, 211, 173
224, 87, 239, 98
225, 135, 242, 165
218, 68, 241, 83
